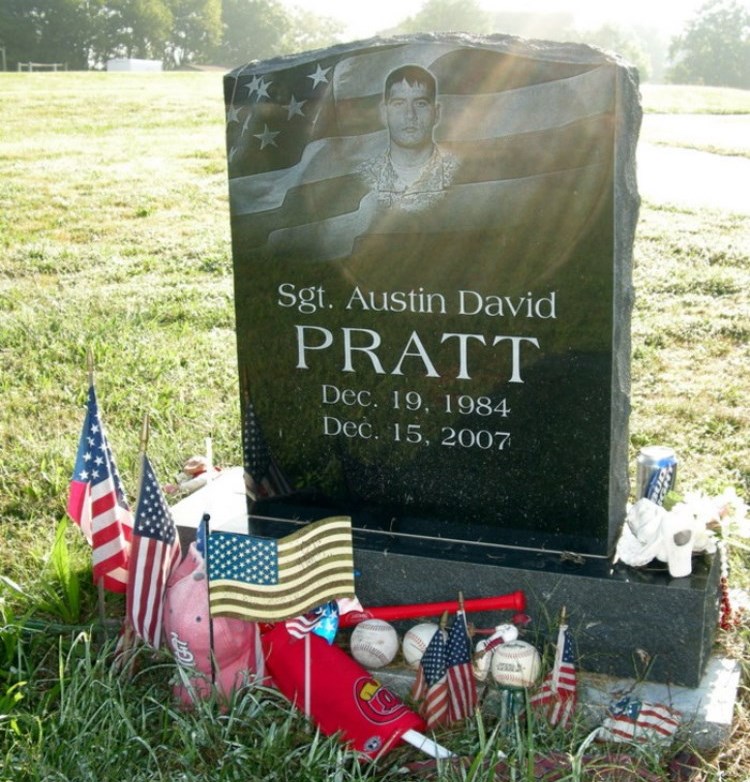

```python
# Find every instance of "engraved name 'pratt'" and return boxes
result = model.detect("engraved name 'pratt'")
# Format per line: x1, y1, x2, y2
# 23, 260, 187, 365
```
294, 326, 540, 383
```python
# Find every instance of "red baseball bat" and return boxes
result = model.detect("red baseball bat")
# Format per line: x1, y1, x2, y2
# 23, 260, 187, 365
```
338, 590, 526, 628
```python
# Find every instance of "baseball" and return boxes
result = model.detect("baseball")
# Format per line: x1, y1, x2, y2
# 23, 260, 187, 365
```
489, 640, 542, 688
472, 624, 520, 681
350, 619, 399, 669
402, 622, 440, 669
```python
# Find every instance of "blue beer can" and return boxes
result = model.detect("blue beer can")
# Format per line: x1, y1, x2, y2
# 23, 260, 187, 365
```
635, 446, 678, 505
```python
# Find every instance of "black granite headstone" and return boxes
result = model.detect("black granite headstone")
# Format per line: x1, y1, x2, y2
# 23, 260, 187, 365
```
226, 34, 636, 559
221, 35, 722, 687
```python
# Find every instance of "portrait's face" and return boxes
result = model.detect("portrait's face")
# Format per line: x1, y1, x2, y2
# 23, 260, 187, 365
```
382, 79, 440, 150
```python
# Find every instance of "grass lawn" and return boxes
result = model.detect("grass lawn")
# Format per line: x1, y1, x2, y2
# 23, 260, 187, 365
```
0, 72, 748, 780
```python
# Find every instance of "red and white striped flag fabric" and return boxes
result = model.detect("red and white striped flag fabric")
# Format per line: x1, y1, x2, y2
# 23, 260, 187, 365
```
67, 384, 132, 592
126, 455, 182, 648
598, 696, 680, 746
530, 622, 577, 727
446, 610, 477, 723
410, 624, 449, 729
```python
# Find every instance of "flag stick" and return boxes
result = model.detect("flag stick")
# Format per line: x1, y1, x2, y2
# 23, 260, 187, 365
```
304, 632, 311, 721
122, 414, 150, 656
201, 435, 218, 524
86, 347, 95, 386
96, 577, 107, 642
203, 512, 217, 687
205, 436, 213, 476
401, 729, 454, 759
552, 606, 567, 691
198, 433, 221, 688
139, 413, 150, 456
134, 416, 150, 511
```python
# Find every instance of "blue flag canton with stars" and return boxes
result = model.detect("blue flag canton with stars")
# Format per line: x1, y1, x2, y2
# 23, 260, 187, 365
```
72, 387, 129, 507
225, 57, 340, 179
561, 628, 575, 664
208, 531, 280, 586
134, 458, 176, 544
446, 617, 472, 667
610, 695, 642, 720
421, 630, 447, 686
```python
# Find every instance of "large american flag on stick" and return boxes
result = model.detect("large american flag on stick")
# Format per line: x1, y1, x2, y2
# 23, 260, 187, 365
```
207, 517, 355, 622
67, 384, 132, 592
126, 455, 182, 648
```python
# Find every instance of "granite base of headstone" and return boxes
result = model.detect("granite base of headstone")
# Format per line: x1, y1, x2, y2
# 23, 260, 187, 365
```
222, 33, 719, 688
248, 505, 719, 688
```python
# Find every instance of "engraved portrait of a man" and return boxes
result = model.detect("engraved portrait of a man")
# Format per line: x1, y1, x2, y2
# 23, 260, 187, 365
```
358, 64, 458, 212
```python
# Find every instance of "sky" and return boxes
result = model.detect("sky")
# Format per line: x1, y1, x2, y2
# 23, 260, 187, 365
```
279, 0, 720, 40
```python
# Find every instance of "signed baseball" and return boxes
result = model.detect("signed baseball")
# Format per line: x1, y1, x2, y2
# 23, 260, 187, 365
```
402, 622, 440, 669
489, 640, 542, 688
350, 619, 399, 669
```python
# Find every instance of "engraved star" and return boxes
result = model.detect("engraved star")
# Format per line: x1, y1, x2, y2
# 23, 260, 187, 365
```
255, 77, 271, 101
245, 74, 262, 97
254, 124, 279, 149
307, 63, 331, 89
284, 94, 306, 120
226, 103, 241, 124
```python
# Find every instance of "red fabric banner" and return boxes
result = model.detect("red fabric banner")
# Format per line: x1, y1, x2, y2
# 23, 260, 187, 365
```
262, 623, 425, 758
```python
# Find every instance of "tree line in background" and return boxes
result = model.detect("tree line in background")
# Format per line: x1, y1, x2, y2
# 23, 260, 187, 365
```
0, 0, 344, 70
0, 0, 748, 88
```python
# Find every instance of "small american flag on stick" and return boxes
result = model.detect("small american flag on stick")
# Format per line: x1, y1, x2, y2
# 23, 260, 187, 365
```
446, 597, 477, 723
67, 383, 132, 593
126, 453, 182, 648
411, 613, 449, 729
530, 608, 577, 727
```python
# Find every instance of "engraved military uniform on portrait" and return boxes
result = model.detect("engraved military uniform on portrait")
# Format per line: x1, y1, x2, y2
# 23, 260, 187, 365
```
358, 146, 459, 212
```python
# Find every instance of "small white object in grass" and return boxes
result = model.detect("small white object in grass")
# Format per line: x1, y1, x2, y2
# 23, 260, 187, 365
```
350, 619, 399, 668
